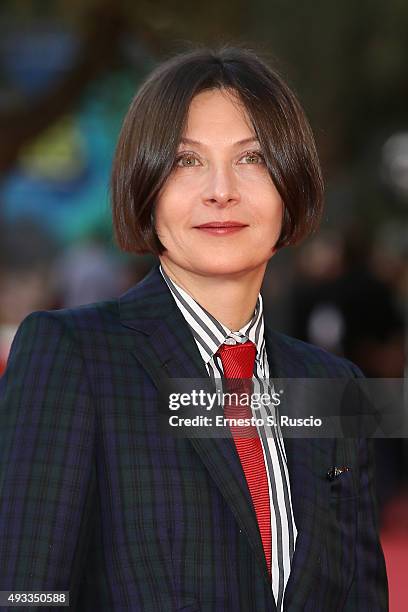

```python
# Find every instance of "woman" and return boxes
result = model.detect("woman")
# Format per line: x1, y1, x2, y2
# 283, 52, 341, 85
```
0, 46, 388, 611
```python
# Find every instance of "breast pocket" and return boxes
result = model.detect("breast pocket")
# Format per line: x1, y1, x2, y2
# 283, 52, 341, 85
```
329, 468, 358, 500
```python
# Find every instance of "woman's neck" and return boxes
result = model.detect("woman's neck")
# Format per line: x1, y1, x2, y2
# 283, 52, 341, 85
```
159, 259, 266, 331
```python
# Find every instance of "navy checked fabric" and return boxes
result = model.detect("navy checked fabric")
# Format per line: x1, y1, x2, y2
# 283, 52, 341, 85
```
0, 264, 388, 611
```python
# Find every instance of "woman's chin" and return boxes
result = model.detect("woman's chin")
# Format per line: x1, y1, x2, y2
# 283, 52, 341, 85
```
184, 257, 268, 278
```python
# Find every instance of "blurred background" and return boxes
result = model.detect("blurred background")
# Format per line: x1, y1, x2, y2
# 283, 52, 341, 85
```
0, 0, 407, 607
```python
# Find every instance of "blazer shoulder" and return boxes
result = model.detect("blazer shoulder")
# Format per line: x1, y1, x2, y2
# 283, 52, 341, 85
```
20, 297, 120, 334
2, 299, 121, 391
268, 328, 365, 378
5, 299, 121, 368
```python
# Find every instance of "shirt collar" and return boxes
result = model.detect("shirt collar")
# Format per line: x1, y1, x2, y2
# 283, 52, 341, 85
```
159, 264, 265, 365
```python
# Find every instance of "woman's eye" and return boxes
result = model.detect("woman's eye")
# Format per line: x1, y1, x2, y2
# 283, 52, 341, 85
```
239, 151, 265, 164
175, 153, 200, 167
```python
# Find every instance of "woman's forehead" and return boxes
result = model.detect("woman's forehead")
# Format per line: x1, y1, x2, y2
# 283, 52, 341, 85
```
182, 89, 255, 142
188, 88, 246, 115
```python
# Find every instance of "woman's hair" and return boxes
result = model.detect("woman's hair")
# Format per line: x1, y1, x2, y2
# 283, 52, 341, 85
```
111, 45, 324, 255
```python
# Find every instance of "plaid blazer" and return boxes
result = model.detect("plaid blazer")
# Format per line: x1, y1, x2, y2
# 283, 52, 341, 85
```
0, 264, 388, 611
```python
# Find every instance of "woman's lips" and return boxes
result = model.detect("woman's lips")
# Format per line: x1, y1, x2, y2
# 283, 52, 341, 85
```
194, 222, 248, 235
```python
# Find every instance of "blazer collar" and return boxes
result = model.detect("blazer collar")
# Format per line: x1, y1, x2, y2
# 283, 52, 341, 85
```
119, 264, 208, 377
119, 264, 326, 605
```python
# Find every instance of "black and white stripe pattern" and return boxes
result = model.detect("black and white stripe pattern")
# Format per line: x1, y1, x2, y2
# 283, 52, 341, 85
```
160, 265, 297, 611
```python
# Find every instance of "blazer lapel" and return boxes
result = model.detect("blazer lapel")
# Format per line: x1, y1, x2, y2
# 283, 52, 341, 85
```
264, 324, 328, 608
119, 265, 274, 592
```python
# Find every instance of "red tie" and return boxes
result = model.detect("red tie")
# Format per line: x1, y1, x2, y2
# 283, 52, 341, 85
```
216, 340, 272, 576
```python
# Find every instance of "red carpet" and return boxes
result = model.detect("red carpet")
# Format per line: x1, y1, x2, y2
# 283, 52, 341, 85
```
380, 490, 408, 612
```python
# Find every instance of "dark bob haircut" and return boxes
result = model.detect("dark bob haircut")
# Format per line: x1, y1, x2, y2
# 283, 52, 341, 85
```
111, 45, 324, 255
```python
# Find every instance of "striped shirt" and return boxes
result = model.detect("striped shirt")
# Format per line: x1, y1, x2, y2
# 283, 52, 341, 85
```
159, 265, 298, 612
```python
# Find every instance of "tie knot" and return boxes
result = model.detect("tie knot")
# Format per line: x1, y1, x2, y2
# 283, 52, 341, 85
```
215, 339, 256, 379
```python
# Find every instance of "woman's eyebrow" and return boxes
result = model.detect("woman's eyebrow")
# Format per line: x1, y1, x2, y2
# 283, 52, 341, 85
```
179, 136, 260, 147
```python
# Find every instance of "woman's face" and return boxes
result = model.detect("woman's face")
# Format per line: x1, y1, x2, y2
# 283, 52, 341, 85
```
155, 88, 283, 278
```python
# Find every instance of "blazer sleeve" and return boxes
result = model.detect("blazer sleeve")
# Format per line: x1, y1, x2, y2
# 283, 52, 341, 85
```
342, 360, 389, 611
0, 311, 96, 610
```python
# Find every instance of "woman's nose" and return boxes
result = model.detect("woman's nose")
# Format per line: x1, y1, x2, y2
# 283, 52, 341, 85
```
201, 164, 240, 208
